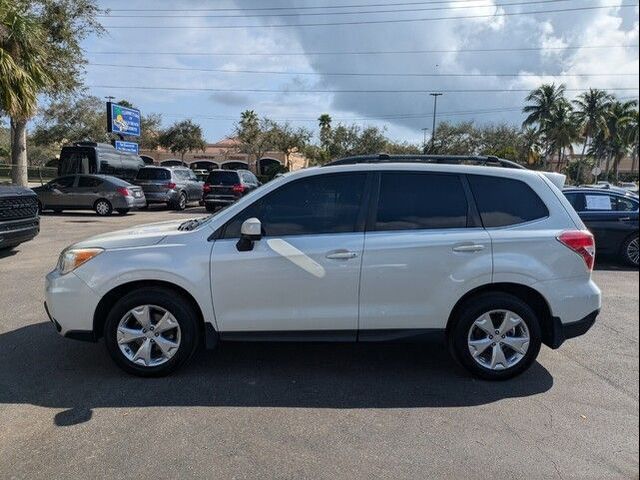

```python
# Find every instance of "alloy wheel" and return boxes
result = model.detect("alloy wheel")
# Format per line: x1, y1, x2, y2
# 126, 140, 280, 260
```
96, 201, 110, 215
467, 309, 530, 371
117, 305, 182, 367
627, 237, 639, 266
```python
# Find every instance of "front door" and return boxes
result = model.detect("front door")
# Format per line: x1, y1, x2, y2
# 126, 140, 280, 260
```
359, 172, 492, 332
211, 172, 369, 335
47, 176, 76, 208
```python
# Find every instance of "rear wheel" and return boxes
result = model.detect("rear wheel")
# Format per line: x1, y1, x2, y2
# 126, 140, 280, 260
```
205, 203, 216, 212
448, 293, 541, 380
94, 199, 112, 216
621, 235, 639, 267
175, 192, 187, 210
104, 288, 200, 377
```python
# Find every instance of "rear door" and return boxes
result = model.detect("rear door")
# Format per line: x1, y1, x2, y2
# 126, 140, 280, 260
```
358, 172, 492, 332
74, 176, 104, 207
47, 176, 77, 207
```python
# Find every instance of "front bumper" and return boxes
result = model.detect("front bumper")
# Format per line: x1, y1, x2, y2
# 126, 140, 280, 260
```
0, 217, 40, 249
45, 269, 101, 339
543, 310, 600, 349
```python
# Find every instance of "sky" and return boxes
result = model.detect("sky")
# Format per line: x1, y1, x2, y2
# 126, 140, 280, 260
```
80, 0, 640, 144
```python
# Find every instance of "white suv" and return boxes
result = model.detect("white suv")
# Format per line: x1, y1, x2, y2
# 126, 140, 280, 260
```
45, 156, 601, 380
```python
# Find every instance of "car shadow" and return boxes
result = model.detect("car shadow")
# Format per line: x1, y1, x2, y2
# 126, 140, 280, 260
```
0, 247, 19, 259
594, 258, 638, 272
0, 323, 554, 426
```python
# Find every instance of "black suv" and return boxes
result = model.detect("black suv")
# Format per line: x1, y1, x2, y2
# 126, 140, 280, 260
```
0, 186, 40, 250
202, 169, 260, 212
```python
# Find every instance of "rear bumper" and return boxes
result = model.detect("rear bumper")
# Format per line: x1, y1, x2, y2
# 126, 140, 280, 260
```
143, 191, 179, 204
203, 195, 238, 206
543, 309, 599, 349
0, 217, 40, 249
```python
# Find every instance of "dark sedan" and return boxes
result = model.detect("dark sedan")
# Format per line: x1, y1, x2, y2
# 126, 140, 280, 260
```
564, 187, 639, 266
202, 169, 260, 212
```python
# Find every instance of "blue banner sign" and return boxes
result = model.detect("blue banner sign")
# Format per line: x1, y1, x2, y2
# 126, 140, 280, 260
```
107, 103, 141, 137
114, 140, 139, 154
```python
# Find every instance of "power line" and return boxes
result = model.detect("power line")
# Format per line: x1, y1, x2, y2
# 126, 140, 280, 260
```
87, 62, 640, 78
103, 0, 582, 12
102, 4, 639, 29
86, 44, 638, 57
88, 85, 639, 94
99, 0, 572, 18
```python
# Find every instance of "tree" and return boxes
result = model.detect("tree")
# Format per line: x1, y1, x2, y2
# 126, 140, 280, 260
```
268, 121, 312, 169
605, 100, 637, 179
522, 83, 567, 167
573, 88, 613, 179
1, 0, 103, 185
318, 113, 332, 149
545, 100, 579, 171
31, 95, 106, 146
235, 110, 274, 173
158, 120, 206, 160
0, 2, 51, 185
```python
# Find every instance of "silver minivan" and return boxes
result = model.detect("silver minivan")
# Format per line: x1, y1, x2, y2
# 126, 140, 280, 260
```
33, 174, 146, 216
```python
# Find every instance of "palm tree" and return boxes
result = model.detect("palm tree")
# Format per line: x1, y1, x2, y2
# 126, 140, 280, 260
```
605, 100, 637, 179
522, 83, 567, 167
519, 127, 543, 166
573, 89, 613, 173
625, 109, 639, 174
0, 1, 51, 186
545, 100, 579, 172
318, 113, 332, 150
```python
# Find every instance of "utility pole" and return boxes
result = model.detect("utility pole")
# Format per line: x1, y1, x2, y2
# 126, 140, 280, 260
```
421, 128, 429, 153
429, 93, 443, 152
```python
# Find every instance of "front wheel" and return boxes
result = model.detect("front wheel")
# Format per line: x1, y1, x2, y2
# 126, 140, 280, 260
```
172, 192, 187, 211
104, 288, 200, 377
621, 235, 639, 267
448, 293, 542, 380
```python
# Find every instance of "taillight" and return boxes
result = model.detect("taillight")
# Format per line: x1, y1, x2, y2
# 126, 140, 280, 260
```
232, 183, 245, 194
203, 183, 211, 194
165, 182, 177, 190
557, 230, 595, 271
116, 187, 130, 196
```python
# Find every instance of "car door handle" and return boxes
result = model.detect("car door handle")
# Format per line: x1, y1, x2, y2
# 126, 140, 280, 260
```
452, 244, 485, 253
326, 250, 358, 260
618, 217, 632, 222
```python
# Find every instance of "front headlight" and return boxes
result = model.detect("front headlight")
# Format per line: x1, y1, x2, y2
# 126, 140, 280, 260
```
57, 248, 104, 275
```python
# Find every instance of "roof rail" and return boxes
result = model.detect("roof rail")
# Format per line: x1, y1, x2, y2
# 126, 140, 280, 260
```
324, 153, 526, 170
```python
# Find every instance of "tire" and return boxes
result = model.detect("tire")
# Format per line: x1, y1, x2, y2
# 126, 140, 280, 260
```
205, 204, 216, 212
37, 201, 43, 214
621, 234, 639, 267
448, 292, 542, 380
172, 192, 187, 211
103, 287, 201, 377
116, 208, 130, 215
94, 199, 112, 216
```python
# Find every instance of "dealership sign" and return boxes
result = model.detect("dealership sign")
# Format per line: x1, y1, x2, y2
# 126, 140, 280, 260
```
107, 102, 141, 137
114, 140, 139, 154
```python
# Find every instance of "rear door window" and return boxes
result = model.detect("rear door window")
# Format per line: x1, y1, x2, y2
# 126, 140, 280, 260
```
468, 175, 549, 227
584, 194, 614, 211
77, 177, 103, 188
373, 172, 468, 231
50, 176, 76, 189
564, 192, 586, 211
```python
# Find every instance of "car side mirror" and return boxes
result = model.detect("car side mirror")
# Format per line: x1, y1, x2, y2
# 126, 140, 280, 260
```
236, 218, 262, 252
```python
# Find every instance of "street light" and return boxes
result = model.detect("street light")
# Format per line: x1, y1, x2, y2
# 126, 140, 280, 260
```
429, 93, 443, 151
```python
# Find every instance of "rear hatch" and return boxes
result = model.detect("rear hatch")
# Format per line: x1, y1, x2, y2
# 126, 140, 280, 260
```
134, 168, 172, 192
205, 171, 241, 199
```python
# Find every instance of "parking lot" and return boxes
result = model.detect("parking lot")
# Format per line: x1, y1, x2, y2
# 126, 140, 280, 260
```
0, 209, 638, 479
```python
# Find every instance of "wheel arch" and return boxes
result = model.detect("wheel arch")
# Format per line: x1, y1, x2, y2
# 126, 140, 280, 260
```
93, 279, 211, 345
446, 282, 555, 347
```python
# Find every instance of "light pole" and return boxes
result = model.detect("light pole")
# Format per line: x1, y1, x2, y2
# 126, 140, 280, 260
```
421, 128, 429, 153
429, 93, 443, 151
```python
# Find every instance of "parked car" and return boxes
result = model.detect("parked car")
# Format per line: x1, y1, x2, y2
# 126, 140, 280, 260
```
33, 174, 146, 216
134, 166, 203, 210
160, 159, 187, 167
202, 169, 260, 212
45, 155, 601, 379
58, 142, 146, 182
0, 186, 40, 250
618, 182, 639, 194
564, 187, 639, 266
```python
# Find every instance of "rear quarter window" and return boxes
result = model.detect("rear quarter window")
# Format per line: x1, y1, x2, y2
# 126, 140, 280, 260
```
468, 175, 549, 227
